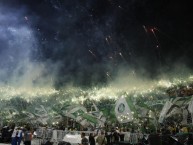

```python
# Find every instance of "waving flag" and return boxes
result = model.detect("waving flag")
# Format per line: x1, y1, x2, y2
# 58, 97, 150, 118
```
188, 97, 193, 124
158, 101, 173, 123
188, 98, 193, 114
115, 96, 133, 123
64, 106, 99, 127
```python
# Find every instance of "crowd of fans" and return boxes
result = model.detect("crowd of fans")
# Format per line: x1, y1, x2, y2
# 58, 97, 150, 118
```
0, 123, 193, 145
0, 125, 32, 145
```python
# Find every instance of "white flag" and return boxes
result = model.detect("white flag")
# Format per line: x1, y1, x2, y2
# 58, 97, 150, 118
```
158, 101, 173, 123
182, 109, 188, 125
188, 97, 193, 114
188, 98, 193, 124
115, 97, 133, 123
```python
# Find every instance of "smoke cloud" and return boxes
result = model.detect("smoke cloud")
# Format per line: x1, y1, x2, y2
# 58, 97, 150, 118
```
0, 0, 193, 94
0, 4, 55, 90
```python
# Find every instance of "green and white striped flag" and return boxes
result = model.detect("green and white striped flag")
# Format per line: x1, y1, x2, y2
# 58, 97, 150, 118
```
65, 106, 100, 127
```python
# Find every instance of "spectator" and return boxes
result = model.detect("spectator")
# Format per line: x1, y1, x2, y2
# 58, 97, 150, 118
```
23, 127, 32, 145
17, 127, 23, 145
96, 131, 107, 145
11, 127, 18, 145
89, 133, 96, 145
81, 132, 89, 145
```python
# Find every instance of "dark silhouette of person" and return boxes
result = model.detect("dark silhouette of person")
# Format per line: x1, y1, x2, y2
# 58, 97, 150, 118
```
89, 133, 96, 145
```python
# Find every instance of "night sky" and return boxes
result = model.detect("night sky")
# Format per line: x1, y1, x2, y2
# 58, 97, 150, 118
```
0, 0, 193, 89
